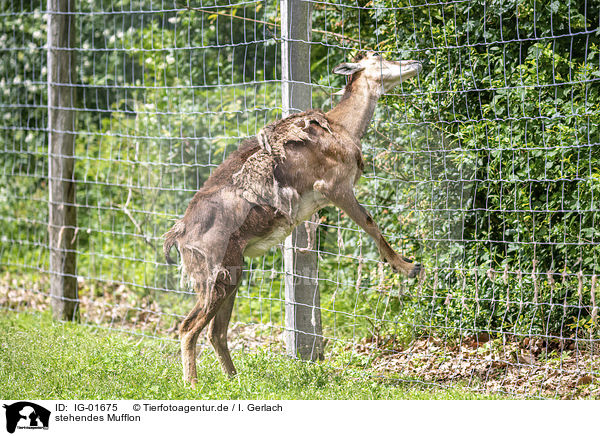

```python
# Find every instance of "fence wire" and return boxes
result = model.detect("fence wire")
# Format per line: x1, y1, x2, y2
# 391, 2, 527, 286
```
1, 0, 599, 399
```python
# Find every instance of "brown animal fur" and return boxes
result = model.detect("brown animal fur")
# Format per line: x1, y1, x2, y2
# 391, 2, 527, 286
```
164, 52, 423, 385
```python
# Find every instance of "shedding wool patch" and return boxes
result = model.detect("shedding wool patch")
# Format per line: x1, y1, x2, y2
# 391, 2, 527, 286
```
232, 110, 332, 215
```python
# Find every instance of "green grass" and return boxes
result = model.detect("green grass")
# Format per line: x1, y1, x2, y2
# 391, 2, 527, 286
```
0, 311, 501, 400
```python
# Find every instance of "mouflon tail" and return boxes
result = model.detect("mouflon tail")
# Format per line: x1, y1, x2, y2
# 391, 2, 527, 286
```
163, 220, 185, 265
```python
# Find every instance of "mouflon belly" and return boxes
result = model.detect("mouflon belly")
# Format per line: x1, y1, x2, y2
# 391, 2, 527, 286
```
243, 190, 329, 258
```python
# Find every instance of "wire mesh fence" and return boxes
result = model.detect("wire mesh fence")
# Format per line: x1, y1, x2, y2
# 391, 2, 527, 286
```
1, 0, 599, 399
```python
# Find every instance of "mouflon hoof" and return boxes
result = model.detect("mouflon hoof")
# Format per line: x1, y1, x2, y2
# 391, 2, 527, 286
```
408, 263, 423, 279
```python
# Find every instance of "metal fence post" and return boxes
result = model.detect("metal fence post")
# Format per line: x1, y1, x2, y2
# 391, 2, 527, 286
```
47, 0, 78, 320
281, 0, 323, 360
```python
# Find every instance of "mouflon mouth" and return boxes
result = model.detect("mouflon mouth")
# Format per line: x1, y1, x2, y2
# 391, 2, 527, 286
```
397, 60, 422, 83
404, 60, 423, 73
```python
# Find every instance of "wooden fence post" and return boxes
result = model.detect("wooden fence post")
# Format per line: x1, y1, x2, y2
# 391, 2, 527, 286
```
47, 0, 78, 320
281, 0, 323, 360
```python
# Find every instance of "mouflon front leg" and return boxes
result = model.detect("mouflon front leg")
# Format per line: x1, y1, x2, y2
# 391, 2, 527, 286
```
314, 180, 422, 278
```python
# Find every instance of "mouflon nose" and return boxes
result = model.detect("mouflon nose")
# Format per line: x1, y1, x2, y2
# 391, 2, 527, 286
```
405, 60, 423, 71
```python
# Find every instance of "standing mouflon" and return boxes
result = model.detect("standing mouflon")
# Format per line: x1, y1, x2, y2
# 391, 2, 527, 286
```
164, 51, 423, 385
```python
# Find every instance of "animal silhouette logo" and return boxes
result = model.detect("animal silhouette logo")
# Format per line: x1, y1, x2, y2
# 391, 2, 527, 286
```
2, 402, 50, 433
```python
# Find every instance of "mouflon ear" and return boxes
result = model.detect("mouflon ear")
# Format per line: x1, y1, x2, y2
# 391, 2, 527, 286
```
332, 62, 365, 76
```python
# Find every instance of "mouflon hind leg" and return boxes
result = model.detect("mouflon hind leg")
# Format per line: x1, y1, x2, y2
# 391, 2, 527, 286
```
179, 281, 228, 387
179, 251, 242, 386
178, 229, 247, 385
180, 300, 204, 386
208, 284, 239, 377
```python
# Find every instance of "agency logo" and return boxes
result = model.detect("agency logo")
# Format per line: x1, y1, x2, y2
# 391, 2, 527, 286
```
2, 402, 50, 434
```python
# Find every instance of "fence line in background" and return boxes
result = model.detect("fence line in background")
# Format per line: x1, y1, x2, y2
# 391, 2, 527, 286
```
1, 0, 599, 399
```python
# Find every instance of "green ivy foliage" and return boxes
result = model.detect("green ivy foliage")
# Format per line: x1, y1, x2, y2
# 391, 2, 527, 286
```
311, 0, 600, 341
